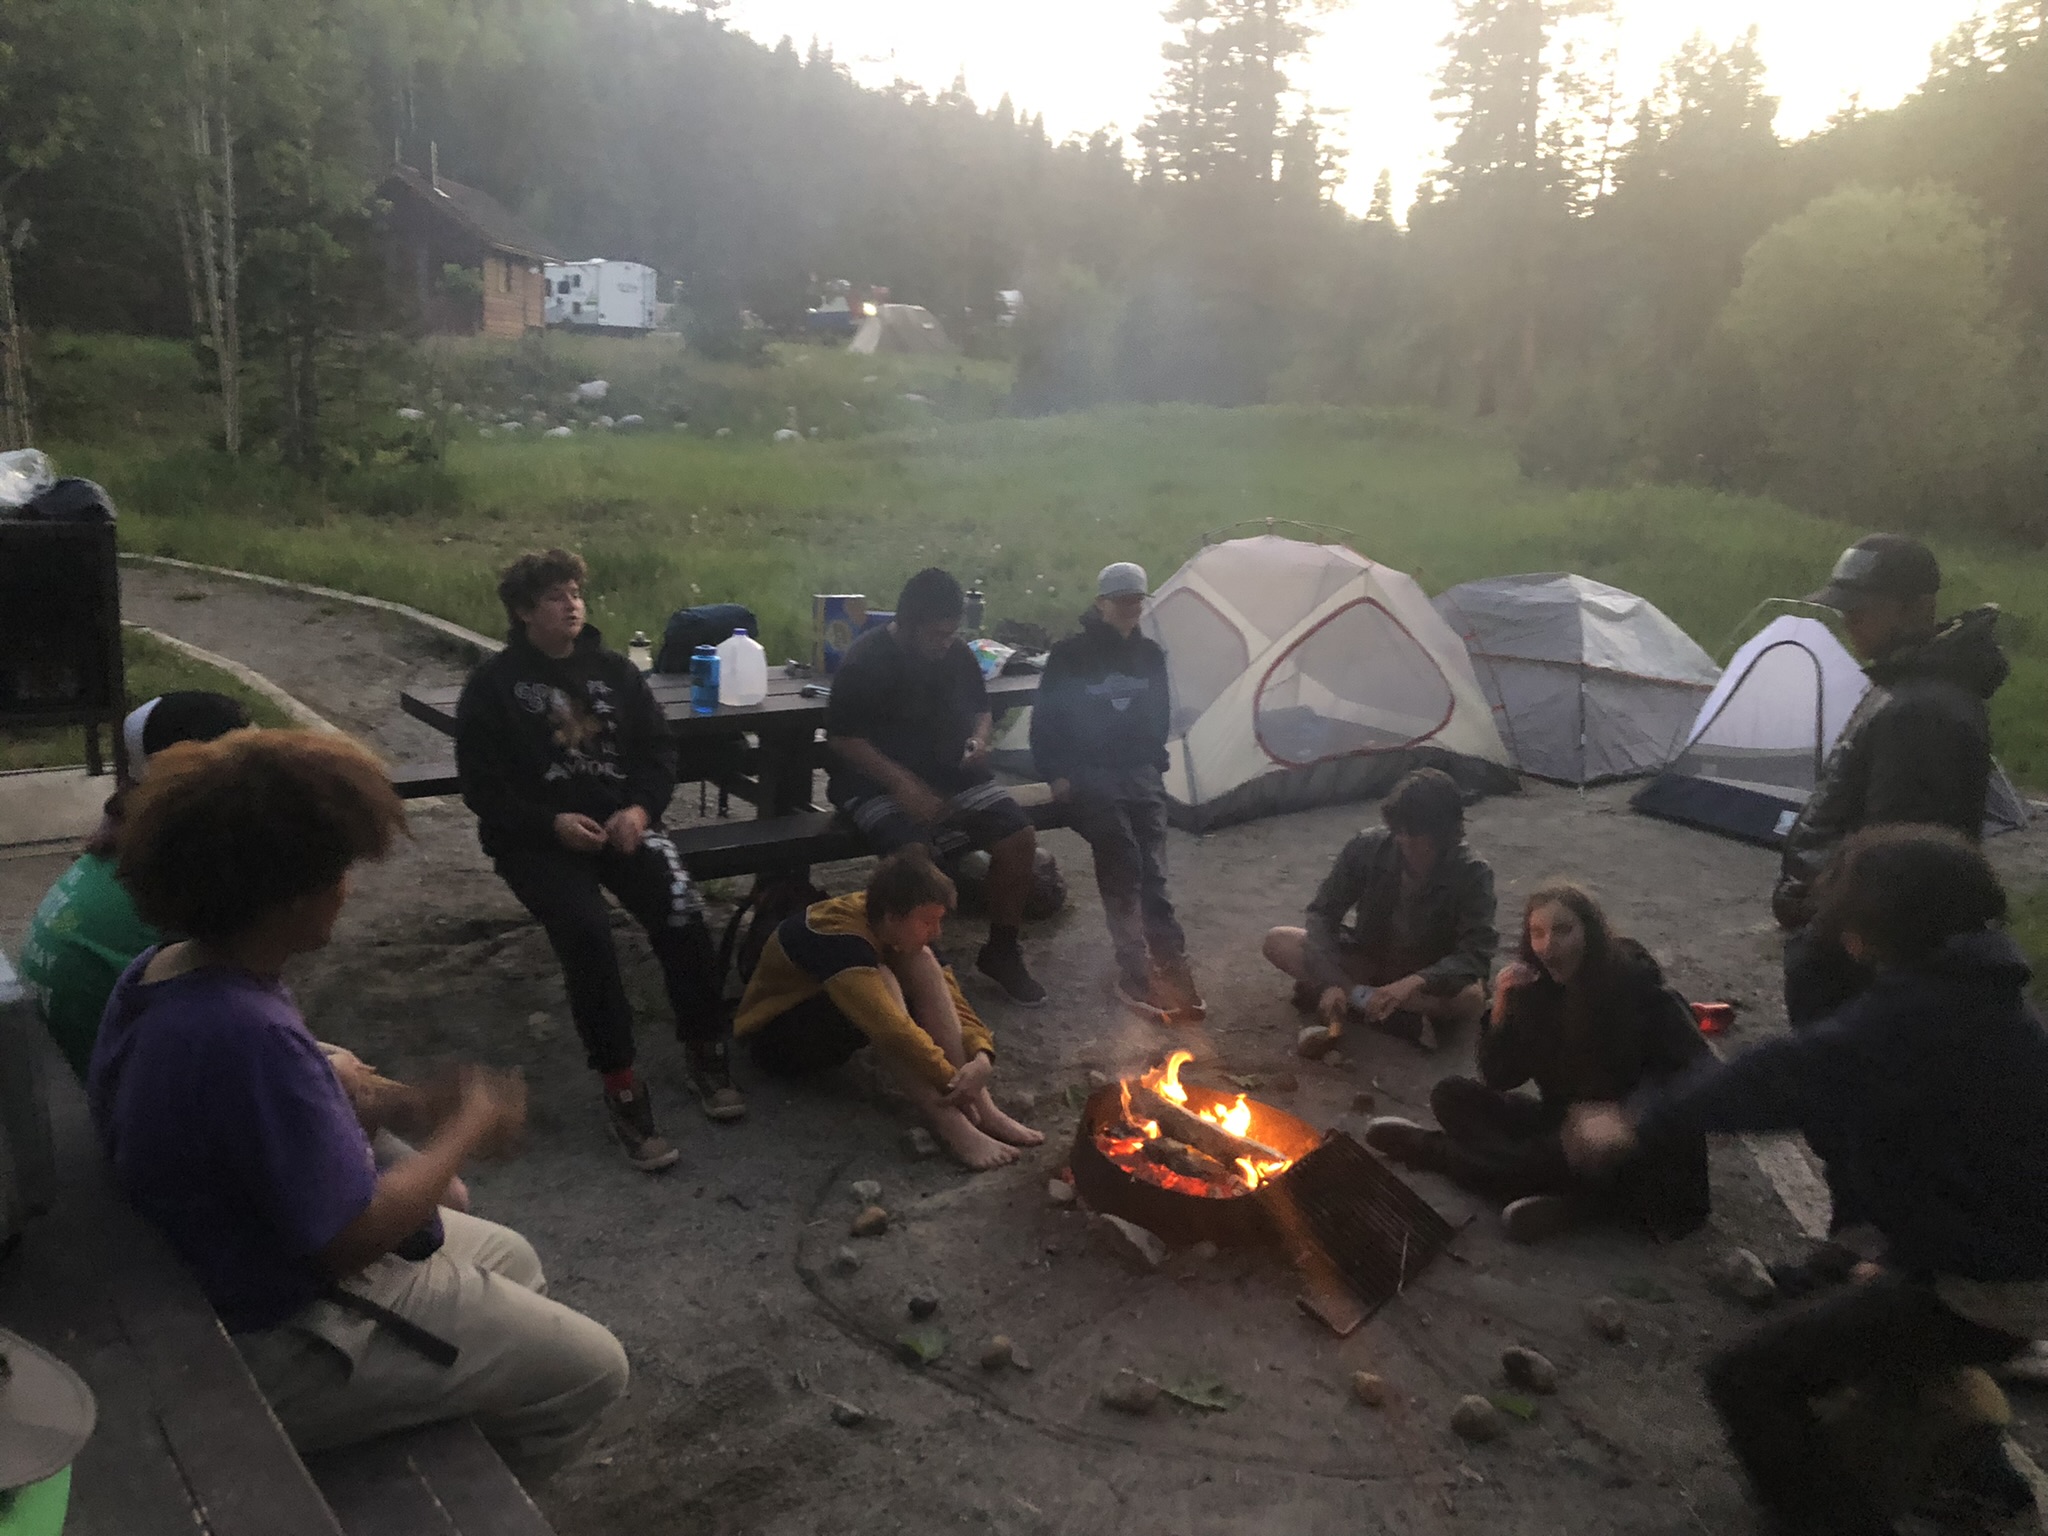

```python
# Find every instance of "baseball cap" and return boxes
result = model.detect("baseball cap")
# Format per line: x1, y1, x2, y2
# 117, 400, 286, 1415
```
1805, 534, 1941, 612
121, 691, 252, 780
0, 1328, 96, 1494
1097, 562, 1149, 599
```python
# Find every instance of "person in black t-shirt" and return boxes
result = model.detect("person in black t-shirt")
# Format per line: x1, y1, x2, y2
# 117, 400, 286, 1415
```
826, 568, 1046, 1006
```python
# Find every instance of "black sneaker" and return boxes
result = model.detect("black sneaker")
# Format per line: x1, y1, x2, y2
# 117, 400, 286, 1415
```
977, 941, 1047, 1007
1767, 1240, 1859, 1299
1362, 1116, 1438, 1165
685, 1040, 747, 1123
1152, 957, 1207, 1024
1502, 1194, 1576, 1245
604, 1082, 681, 1172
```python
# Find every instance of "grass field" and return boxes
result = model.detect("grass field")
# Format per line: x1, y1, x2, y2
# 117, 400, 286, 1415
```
42, 398, 2047, 790
0, 629, 297, 773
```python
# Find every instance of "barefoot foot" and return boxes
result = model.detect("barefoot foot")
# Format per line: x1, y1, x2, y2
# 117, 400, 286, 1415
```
929, 1105, 1021, 1171
969, 1092, 1046, 1148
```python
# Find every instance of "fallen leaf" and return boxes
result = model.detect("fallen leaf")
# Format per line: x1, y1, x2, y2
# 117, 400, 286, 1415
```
1162, 1374, 1242, 1412
895, 1327, 949, 1366
1490, 1392, 1539, 1422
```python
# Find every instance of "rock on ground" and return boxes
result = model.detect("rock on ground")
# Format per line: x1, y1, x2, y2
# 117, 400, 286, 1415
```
1502, 1347, 1558, 1395
1451, 1396, 1505, 1443
1094, 1214, 1168, 1273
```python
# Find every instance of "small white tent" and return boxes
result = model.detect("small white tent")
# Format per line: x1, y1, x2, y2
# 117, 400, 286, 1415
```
1434, 573, 1719, 785
848, 304, 952, 356
1144, 535, 1515, 830
1632, 614, 2029, 843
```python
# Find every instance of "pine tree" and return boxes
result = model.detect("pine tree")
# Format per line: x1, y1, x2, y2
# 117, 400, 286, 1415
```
1363, 167, 1396, 227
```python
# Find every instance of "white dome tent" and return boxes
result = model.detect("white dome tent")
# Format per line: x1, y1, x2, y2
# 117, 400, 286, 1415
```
1143, 532, 1515, 831
1632, 613, 2029, 844
1433, 573, 1720, 785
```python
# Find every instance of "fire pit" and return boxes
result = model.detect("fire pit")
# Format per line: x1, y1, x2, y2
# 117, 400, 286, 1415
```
1070, 1052, 1457, 1322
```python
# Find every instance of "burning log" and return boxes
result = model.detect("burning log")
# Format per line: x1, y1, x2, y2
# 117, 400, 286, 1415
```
1142, 1136, 1245, 1192
1128, 1082, 1286, 1171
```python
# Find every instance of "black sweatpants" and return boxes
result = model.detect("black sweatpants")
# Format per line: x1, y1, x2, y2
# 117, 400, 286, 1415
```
1783, 923, 1878, 1232
1424, 1077, 1711, 1236
493, 830, 726, 1075
1705, 1275, 2024, 1534
1068, 791, 1185, 987
1424, 1077, 1572, 1201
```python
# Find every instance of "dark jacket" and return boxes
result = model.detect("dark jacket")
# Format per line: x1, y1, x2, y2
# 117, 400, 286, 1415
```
1636, 931, 2048, 1283
1485, 938, 1712, 1237
1030, 611, 1171, 797
1303, 828, 1496, 996
454, 623, 676, 858
1775, 607, 2007, 926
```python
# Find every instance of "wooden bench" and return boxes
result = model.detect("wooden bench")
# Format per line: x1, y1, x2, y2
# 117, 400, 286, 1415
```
667, 781, 1066, 881
0, 1021, 553, 1536
390, 761, 463, 800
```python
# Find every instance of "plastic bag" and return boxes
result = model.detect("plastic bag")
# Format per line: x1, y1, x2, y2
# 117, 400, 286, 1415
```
0, 449, 55, 510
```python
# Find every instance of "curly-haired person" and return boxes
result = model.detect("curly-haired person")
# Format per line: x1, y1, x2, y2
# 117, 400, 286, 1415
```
88, 730, 627, 1480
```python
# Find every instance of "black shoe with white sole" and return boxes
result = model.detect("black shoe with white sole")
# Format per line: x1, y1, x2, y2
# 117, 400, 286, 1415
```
977, 941, 1047, 1007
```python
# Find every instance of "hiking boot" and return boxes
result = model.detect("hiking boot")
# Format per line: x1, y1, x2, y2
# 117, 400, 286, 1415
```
1151, 956, 1206, 1024
1290, 981, 1322, 1014
1296, 1024, 1340, 1060
1363, 1116, 1439, 1166
1502, 1194, 1576, 1245
1370, 1008, 1439, 1053
603, 1082, 681, 1173
685, 1040, 747, 1123
977, 940, 1047, 1007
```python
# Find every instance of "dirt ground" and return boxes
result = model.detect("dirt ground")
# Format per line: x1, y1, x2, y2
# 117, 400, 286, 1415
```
6, 569, 2048, 1536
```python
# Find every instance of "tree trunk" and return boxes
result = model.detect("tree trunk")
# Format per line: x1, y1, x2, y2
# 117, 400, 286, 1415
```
215, 97, 240, 455
0, 193, 31, 451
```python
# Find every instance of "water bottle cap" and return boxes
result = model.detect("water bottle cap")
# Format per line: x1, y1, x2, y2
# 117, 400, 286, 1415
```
734, 628, 747, 637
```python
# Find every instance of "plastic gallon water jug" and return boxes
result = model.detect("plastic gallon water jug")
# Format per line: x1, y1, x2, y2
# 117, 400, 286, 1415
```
690, 645, 720, 714
716, 629, 768, 707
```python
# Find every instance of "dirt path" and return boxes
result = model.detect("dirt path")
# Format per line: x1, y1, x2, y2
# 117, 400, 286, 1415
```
118, 561, 475, 767
25, 574, 2048, 1535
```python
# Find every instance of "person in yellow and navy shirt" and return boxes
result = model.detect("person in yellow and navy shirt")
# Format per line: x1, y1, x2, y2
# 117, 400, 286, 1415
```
736, 850, 1044, 1171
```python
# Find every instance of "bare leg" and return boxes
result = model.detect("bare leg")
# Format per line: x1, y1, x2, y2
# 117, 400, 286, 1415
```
1263, 926, 1311, 981
882, 949, 1017, 1171
984, 826, 1037, 931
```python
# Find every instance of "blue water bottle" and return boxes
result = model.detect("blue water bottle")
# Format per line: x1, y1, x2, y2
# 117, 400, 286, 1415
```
690, 645, 720, 714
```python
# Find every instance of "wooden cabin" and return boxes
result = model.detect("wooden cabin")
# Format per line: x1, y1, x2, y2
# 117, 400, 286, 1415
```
380, 162, 563, 338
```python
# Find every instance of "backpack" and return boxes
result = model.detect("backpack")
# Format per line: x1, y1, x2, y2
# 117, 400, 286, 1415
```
716, 871, 831, 994
657, 603, 759, 674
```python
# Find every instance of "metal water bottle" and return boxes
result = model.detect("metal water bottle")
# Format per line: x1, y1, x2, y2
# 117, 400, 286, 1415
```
964, 579, 986, 637
627, 630, 653, 671
690, 645, 720, 714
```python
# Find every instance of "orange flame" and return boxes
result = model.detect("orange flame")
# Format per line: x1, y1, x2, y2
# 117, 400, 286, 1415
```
1156, 1050, 1191, 1104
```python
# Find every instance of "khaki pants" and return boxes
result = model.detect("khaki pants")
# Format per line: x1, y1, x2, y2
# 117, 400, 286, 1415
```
236, 1209, 628, 1480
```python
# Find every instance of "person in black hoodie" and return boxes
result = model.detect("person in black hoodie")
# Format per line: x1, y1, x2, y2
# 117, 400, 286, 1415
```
1774, 534, 2010, 1291
1569, 826, 2046, 1535
1031, 562, 1203, 1023
456, 549, 738, 1175
1366, 882, 1711, 1244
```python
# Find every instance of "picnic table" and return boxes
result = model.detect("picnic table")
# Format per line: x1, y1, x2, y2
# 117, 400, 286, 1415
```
397, 670, 1047, 879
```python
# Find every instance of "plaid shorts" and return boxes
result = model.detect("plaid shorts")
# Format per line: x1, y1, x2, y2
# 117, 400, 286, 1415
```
842, 779, 1031, 859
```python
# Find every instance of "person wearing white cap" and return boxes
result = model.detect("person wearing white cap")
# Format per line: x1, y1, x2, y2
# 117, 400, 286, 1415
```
19, 691, 250, 1078
1030, 562, 1204, 1023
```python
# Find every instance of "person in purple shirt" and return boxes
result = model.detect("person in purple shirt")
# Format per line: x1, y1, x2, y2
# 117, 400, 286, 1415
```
89, 729, 627, 1479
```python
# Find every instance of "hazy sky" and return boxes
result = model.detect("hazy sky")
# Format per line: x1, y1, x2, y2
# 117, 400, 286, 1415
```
712, 0, 1982, 212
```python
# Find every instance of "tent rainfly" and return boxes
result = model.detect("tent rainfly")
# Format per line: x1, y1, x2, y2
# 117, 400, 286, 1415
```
848, 304, 952, 356
1434, 573, 1719, 785
1142, 535, 1516, 831
1631, 613, 2029, 844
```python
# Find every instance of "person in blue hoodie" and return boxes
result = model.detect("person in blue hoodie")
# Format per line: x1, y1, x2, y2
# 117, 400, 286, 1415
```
1567, 824, 2046, 1534
1030, 562, 1203, 1024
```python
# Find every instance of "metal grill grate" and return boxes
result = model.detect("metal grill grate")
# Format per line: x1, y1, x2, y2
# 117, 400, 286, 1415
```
1261, 1131, 1456, 1317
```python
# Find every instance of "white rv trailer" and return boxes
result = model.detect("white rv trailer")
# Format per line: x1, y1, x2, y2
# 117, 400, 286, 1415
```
544, 259, 658, 334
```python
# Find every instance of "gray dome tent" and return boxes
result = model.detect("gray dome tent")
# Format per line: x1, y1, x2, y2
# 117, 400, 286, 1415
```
1433, 574, 1719, 785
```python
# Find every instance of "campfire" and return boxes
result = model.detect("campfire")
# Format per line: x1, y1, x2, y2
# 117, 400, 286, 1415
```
1068, 1050, 1459, 1332
1099, 1051, 1297, 1197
